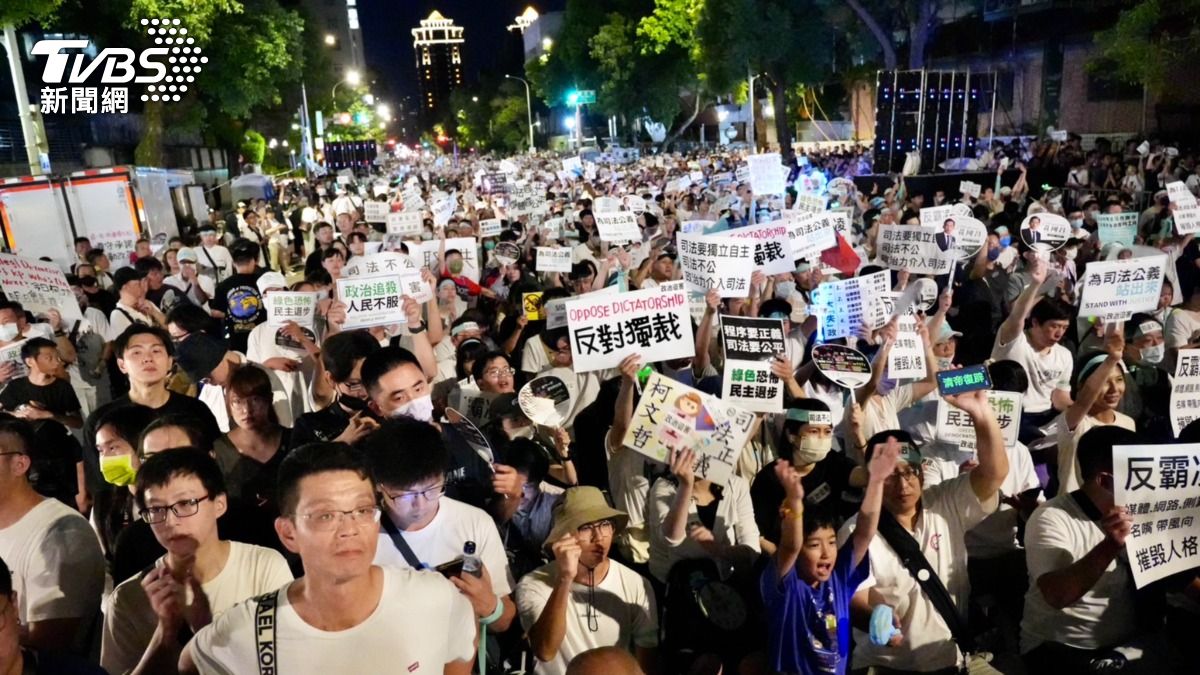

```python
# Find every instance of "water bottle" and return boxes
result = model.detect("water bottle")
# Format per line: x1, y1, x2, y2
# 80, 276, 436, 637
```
462, 541, 483, 578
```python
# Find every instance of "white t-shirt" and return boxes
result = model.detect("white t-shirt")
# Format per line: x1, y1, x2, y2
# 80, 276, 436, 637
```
373, 497, 515, 597
1021, 493, 1138, 652
1165, 307, 1200, 349
245, 322, 315, 418
102, 542, 293, 675
107, 302, 153, 342
990, 332, 1073, 414
859, 384, 916, 460
188, 566, 475, 674
163, 273, 216, 308
516, 560, 658, 675
0, 498, 104, 652
194, 245, 233, 281
520, 334, 553, 376
839, 474, 998, 672
1055, 410, 1136, 494
646, 474, 761, 583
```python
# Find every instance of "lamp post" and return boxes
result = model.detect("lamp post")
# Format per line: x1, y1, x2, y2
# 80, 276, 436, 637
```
748, 71, 760, 152
504, 74, 535, 153
332, 69, 361, 100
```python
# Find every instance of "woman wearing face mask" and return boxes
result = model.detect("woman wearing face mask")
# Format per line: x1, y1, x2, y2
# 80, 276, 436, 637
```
91, 404, 157, 563
750, 400, 862, 556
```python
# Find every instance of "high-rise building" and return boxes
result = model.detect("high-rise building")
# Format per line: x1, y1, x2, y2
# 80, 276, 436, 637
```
412, 10, 464, 125
300, 0, 364, 75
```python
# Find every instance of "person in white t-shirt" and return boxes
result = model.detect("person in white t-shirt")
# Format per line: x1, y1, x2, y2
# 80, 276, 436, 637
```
163, 248, 214, 308
180, 442, 475, 674
840, 390, 1008, 673
193, 225, 233, 284
991, 256, 1074, 443
101, 448, 293, 675
0, 416, 104, 654
364, 418, 517, 635
1021, 426, 1166, 673
108, 267, 167, 342
517, 486, 658, 675
245, 274, 319, 418
855, 317, 939, 456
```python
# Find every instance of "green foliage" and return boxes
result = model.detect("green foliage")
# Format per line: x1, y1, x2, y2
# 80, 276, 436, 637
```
128, 0, 242, 42
1092, 0, 1200, 94
0, 0, 64, 27
240, 129, 265, 164
637, 0, 702, 59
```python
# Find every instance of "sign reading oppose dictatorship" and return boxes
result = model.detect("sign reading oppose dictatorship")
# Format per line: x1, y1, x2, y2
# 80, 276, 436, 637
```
720, 315, 786, 413
564, 286, 694, 372
677, 233, 755, 298
1114, 442, 1200, 588
1077, 255, 1166, 319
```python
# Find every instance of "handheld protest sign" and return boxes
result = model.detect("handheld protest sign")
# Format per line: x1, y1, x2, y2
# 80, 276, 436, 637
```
937, 216, 987, 260
493, 241, 521, 266
1019, 212, 1071, 252
518, 368, 577, 427
888, 277, 938, 320
812, 344, 872, 389
444, 407, 495, 467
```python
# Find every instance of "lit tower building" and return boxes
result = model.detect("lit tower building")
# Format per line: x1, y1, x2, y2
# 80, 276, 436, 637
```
411, 10, 464, 126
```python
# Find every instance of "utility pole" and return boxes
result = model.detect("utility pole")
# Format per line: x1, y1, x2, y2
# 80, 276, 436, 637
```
2, 24, 49, 175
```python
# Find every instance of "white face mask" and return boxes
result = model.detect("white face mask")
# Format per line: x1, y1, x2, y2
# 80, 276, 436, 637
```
792, 433, 833, 466
0, 323, 18, 342
1065, 248, 1079, 261
775, 280, 797, 299
391, 394, 434, 423
1141, 343, 1164, 365
936, 357, 955, 372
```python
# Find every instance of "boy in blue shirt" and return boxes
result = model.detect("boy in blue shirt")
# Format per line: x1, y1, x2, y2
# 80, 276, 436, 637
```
761, 436, 902, 674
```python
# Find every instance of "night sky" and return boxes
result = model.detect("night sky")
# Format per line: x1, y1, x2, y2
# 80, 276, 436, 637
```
359, 0, 566, 109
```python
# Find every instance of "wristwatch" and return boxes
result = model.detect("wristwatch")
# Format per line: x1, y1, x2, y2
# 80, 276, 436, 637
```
407, 320, 428, 335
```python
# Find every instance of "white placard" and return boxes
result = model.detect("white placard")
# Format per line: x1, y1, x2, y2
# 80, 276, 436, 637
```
363, 201, 389, 223
479, 218, 502, 237
786, 211, 846, 263
508, 184, 546, 217
887, 315, 927, 380
386, 211, 423, 236
1170, 349, 1200, 437
593, 196, 621, 214
935, 390, 1022, 452
0, 253, 82, 323
432, 193, 458, 227
536, 247, 572, 273
919, 205, 958, 228
336, 274, 405, 329
677, 232, 755, 298
747, 153, 785, 195
1077, 255, 1166, 319
958, 181, 982, 198
876, 225, 956, 275
561, 156, 582, 175
1114, 442, 1200, 588
264, 291, 319, 329
1097, 212, 1139, 247
1168, 182, 1200, 234
720, 220, 795, 275
594, 212, 640, 243
809, 270, 891, 340
564, 286, 695, 372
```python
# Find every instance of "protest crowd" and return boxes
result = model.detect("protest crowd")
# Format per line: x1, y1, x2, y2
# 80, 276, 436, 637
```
3, 136, 1200, 675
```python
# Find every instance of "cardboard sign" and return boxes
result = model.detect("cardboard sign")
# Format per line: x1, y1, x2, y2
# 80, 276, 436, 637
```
919, 205, 958, 228
622, 372, 756, 486
1077, 254, 1166, 319
791, 194, 827, 215
1170, 349, 1200, 437
624, 195, 647, 214
561, 156, 582, 175
541, 217, 565, 239
523, 292, 545, 321
432, 193, 458, 227
387, 211, 423, 236
536, 247, 572, 273
1097, 212, 1139, 247
594, 211, 640, 242
935, 390, 1021, 453
808, 270, 892, 340
518, 369, 576, 427
719, 221, 795, 275
747, 153, 785, 195
811, 344, 872, 389
1018, 212, 1072, 251
1114, 442, 1200, 588
264, 291, 319, 329
508, 185, 546, 217
677, 233, 755, 298
720, 315, 786, 413
479, 218, 503, 237
0, 253, 82, 323
363, 201, 389, 223
876, 225, 956, 275
336, 275, 405, 329
564, 285, 694, 372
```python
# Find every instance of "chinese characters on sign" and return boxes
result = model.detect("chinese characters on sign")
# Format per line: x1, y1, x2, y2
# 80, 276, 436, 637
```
535, 247, 572, 273
336, 275, 404, 329
747, 153, 786, 196
0, 253, 82, 323
877, 225, 955, 275
1077, 255, 1166, 319
1113, 442, 1200, 588
936, 391, 1022, 453
677, 233, 755, 298
720, 315, 786, 413
1170, 349, 1200, 437
264, 292, 319, 329
40, 87, 128, 114
719, 221, 794, 275
363, 201, 389, 223
564, 286, 694, 372
808, 270, 891, 341
593, 211, 640, 243
1097, 212, 1139, 247
887, 315, 927, 380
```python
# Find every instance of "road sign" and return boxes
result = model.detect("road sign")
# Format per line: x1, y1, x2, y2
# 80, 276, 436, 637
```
576, 90, 596, 104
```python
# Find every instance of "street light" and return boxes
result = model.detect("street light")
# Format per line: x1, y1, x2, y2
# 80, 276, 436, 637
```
504, 74, 535, 153
376, 103, 391, 120
324, 34, 336, 46
332, 69, 361, 99
268, 138, 279, 149
362, 93, 375, 106
542, 37, 553, 51
472, 96, 478, 103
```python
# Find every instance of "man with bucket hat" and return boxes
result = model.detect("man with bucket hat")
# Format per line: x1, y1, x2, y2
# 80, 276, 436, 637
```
515, 487, 659, 675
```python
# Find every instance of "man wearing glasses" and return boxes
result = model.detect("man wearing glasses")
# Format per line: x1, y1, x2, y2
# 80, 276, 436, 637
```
181, 442, 475, 674
101, 448, 292, 675
0, 416, 104, 655
363, 418, 517, 636
517, 486, 659, 675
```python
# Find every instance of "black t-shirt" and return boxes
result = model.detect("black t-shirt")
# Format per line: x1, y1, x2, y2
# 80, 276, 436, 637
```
211, 270, 266, 354
305, 248, 327, 277
290, 400, 354, 449
750, 454, 862, 547
146, 283, 190, 314
0, 376, 81, 416
82, 391, 221, 494
83, 288, 117, 316
214, 433, 293, 557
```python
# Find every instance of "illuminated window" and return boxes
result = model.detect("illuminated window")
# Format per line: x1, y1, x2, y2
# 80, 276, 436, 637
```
347, 8, 358, 29
422, 48, 430, 65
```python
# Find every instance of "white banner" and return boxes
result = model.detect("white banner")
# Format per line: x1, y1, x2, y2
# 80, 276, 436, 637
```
594, 211, 640, 242
1114, 442, 1200, 588
565, 286, 694, 372
959, 181, 981, 198
677, 233, 755, 298
747, 153, 785, 195
535, 247, 572, 273
720, 221, 794, 275
786, 211, 847, 263
264, 291, 319, 329
1077, 255, 1166, 319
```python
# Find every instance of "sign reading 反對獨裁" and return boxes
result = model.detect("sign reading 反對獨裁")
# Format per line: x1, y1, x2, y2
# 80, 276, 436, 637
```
677, 233, 755, 298
1077, 255, 1166, 319
1114, 442, 1200, 588
336, 275, 404, 329
747, 153, 786, 195
622, 372, 757, 487
1170, 349, 1200, 437
720, 315, 786, 413
1097, 212, 1139, 247
0, 253, 82, 323
363, 201, 389, 223
535, 247, 572, 273
877, 225, 955, 275
594, 211, 639, 242
719, 221, 794, 276
808, 270, 891, 341
935, 391, 1022, 452
386, 211, 423, 236
564, 286, 694, 372
264, 292, 319, 329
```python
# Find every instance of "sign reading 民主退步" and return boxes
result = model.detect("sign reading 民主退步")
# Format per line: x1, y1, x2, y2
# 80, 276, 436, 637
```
1077, 255, 1166, 320
622, 372, 757, 487
935, 391, 1022, 453
677, 233, 755, 298
720, 315, 786, 413
564, 285, 694, 372
1113, 442, 1200, 588
264, 292, 319, 329
808, 270, 891, 341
